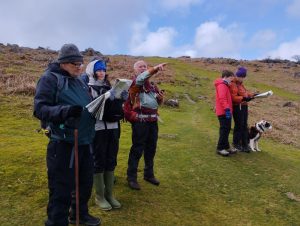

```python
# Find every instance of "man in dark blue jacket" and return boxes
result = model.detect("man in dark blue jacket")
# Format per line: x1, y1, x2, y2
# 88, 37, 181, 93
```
34, 44, 100, 226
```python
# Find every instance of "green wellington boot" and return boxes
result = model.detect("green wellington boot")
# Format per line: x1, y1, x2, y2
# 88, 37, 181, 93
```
104, 171, 121, 209
94, 173, 112, 211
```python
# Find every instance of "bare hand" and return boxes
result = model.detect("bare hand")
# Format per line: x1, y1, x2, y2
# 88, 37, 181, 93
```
154, 63, 167, 71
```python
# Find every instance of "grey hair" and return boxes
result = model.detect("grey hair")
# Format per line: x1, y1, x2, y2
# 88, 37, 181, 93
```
133, 60, 147, 70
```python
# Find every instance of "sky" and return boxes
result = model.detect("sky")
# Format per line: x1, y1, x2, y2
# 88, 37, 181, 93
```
0, 0, 300, 60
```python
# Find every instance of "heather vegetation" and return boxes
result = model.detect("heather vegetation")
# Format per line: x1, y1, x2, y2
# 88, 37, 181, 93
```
0, 44, 300, 225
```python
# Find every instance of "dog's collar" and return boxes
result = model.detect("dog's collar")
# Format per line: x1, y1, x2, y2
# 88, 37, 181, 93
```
256, 123, 265, 132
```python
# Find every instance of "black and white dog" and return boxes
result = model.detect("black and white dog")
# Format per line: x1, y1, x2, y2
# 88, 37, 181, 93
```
249, 120, 272, 152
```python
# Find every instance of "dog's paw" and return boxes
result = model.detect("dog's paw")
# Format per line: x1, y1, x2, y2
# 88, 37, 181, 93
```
256, 148, 261, 152
251, 149, 256, 152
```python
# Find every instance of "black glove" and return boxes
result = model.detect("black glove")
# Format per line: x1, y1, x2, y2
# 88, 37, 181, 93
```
65, 117, 80, 129
67, 105, 83, 118
242, 96, 254, 102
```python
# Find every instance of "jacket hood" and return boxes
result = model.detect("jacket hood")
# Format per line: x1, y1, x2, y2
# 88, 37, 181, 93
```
214, 78, 226, 87
86, 60, 109, 86
85, 60, 98, 77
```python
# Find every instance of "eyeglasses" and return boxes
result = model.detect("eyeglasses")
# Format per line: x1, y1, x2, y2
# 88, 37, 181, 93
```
70, 62, 83, 68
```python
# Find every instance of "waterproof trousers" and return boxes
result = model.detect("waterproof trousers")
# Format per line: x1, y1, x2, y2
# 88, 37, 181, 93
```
233, 105, 249, 147
45, 141, 93, 226
127, 121, 158, 181
217, 115, 232, 150
93, 128, 120, 173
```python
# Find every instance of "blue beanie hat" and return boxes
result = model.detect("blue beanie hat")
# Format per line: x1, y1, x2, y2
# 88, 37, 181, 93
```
235, 67, 247, 77
94, 60, 106, 73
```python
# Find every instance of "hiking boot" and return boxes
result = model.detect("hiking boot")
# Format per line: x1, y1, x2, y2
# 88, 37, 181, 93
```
232, 144, 243, 152
242, 145, 251, 153
227, 148, 237, 154
144, 177, 160, 186
128, 180, 141, 190
216, 149, 230, 157
69, 213, 101, 226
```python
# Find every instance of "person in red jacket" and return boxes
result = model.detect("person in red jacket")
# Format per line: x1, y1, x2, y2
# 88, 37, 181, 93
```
229, 66, 255, 152
214, 70, 235, 156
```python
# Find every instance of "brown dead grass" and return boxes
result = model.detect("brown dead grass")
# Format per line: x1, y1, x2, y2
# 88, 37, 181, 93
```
0, 45, 299, 148
249, 96, 300, 148
0, 73, 36, 95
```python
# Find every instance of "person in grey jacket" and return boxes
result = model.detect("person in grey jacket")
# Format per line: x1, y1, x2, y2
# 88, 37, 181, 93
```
86, 59, 128, 211
124, 60, 166, 190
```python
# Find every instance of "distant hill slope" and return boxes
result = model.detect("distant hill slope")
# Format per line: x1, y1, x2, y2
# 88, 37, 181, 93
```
1, 44, 299, 147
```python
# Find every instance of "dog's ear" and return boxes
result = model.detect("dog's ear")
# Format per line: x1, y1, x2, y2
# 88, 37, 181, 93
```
265, 122, 271, 128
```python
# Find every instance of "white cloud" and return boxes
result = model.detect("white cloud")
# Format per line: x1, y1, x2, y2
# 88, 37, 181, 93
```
160, 0, 203, 10
129, 21, 177, 56
0, 0, 149, 53
192, 22, 243, 58
286, 0, 300, 18
129, 21, 245, 59
250, 30, 276, 48
267, 37, 300, 60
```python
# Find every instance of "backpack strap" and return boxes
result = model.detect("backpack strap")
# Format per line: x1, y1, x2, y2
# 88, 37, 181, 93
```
77, 76, 89, 90
50, 72, 68, 104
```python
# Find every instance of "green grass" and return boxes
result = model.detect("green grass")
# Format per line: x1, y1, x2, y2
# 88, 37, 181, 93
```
248, 82, 300, 101
1, 59, 300, 226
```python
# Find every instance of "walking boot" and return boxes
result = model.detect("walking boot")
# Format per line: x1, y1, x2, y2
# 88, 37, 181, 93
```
104, 171, 121, 209
69, 213, 101, 226
232, 143, 243, 152
216, 149, 230, 156
144, 176, 160, 186
242, 145, 251, 153
94, 173, 112, 211
127, 179, 141, 190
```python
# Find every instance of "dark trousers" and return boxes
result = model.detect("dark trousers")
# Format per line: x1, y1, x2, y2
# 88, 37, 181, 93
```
45, 141, 93, 226
93, 128, 120, 173
233, 105, 249, 147
127, 121, 158, 181
217, 115, 232, 150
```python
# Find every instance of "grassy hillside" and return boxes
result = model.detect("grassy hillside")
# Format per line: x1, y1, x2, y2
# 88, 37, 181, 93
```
0, 50, 300, 225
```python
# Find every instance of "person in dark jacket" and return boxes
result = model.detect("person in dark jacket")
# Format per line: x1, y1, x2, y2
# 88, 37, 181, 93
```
34, 44, 100, 226
124, 60, 166, 190
229, 67, 255, 152
85, 59, 128, 211
214, 70, 235, 156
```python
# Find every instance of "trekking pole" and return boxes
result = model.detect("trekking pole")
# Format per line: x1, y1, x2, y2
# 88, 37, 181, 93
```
74, 128, 80, 226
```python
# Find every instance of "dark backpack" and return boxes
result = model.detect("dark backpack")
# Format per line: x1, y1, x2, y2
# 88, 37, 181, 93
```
39, 72, 88, 137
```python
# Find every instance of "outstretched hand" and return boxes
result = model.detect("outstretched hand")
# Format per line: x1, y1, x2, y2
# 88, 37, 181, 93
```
154, 63, 167, 71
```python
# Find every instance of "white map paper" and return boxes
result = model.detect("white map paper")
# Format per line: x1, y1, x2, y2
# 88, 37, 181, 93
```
86, 79, 132, 120
254, 90, 273, 98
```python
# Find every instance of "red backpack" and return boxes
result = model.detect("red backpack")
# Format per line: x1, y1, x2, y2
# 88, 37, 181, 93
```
123, 81, 141, 122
